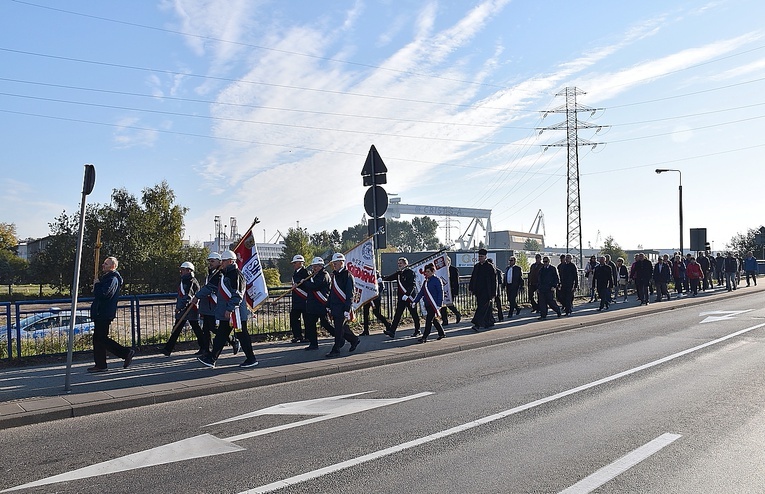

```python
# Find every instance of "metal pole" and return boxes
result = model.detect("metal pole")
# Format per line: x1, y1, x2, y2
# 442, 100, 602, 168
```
678, 182, 684, 256
65, 164, 94, 392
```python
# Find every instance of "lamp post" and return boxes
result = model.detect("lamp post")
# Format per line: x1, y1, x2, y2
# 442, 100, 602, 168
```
655, 168, 683, 255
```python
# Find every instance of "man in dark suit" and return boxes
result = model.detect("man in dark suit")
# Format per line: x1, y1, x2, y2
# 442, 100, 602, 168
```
504, 256, 523, 318
382, 256, 420, 338
469, 249, 496, 331
557, 254, 578, 315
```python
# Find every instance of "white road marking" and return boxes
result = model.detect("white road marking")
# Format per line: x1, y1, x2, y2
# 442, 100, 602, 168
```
1, 434, 244, 492
558, 433, 682, 493
0, 392, 431, 493
240, 321, 765, 494
699, 310, 753, 324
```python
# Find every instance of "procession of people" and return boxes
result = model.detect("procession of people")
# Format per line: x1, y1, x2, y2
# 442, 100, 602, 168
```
89, 247, 758, 372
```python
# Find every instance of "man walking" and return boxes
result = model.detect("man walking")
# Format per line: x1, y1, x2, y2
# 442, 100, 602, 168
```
527, 254, 543, 313
301, 257, 335, 350
634, 253, 653, 305
537, 256, 562, 319
162, 261, 207, 356
197, 250, 258, 368
653, 255, 671, 302
504, 256, 523, 318
289, 254, 309, 343
382, 257, 420, 338
724, 252, 739, 291
744, 251, 758, 286
440, 256, 462, 325
88, 256, 134, 373
469, 249, 496, 331
594, 256, 614, 311
325, 253, 360, 358
558, 254, 578, 315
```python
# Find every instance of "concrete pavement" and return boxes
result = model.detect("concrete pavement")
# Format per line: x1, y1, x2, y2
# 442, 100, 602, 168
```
1, 282, 761, 429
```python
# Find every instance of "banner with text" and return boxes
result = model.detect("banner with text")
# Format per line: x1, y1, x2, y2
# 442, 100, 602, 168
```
235, 231, 269, 309
344, 236, 378, 311
410, 252, 452, 312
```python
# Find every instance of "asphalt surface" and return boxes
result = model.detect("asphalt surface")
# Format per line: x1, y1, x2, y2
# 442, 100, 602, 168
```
1, 281, 761, 430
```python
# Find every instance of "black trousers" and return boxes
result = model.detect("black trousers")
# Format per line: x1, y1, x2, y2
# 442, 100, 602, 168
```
290, 307, 305, 340
559, 285, 574, 313
537, 288, 560, 318
304, 312, 334, 347
92, 318, 131, 369
493, 294, 503, 320
390, 298, 420, 334
440, 304, 461, 324
597, 286, 611, 310
528, 284, 539, 310
331, 312, 359, 352
422, 309, 444, 340
363, 300, 391, 333
211, 319, 254, 361
505, 286, 520, 316
164, 318, 206, 354
636, 280, 650, 303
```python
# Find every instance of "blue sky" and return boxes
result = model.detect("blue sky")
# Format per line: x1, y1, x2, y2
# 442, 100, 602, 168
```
2, 0, 764, 253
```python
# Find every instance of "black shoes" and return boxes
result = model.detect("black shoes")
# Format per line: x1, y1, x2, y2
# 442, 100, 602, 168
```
436, 334, 445, 340
349, 340, 360, 352
456, 313, 462, 324
87, 366, 107, 373
290, 337, 303, 344
197, 355, 216, 368
239, 357, 259, 368
383, 330, 395, 339
124, 348, 136, 369
325, 349, 341, 358
193, 348, 207, 356
412, 330, 421, 337
471, 325, 480, 332
304, 345, 319, 351
416, 337, 426, 343
161, 348, 172, 357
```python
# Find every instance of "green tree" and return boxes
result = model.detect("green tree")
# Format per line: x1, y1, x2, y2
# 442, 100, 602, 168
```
340, 223, 368, 250
28, 211, 78, 293
263, 267, 281, 288
310, 229, 341, 258
523, 238, 541, 252
727, 228, 758, 254
0, 223, 17, 251
30, 181, 196, 294
277, 227, 311, 281
600, 236, 627, 262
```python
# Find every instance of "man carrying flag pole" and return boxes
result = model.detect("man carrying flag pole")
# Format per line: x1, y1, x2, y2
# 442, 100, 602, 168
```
197, 250, 258, 368
325, 252, 361, 358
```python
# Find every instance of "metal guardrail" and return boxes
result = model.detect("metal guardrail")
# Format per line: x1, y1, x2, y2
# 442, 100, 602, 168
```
1, 272, 597, 361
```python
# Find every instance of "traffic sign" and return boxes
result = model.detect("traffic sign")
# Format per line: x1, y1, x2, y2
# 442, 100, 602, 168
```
364, 185, 388, 217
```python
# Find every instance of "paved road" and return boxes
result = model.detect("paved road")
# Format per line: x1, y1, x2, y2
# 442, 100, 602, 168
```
2, 286, 764, 493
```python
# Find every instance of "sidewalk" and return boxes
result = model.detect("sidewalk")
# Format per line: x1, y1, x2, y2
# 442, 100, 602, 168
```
1, 283, 760, 429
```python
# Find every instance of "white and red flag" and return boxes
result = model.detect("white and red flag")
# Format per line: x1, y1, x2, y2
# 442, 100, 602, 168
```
343, 235, 379, 312
234, 228, 269, 310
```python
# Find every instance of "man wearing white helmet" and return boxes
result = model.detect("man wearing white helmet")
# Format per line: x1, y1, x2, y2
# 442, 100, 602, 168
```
197, 250, 258, 368
162, 261, 207, 356
300, 256, 336, 350
289, 254, 309, 344
190, 251, 239, 357
325, 252, 360, 358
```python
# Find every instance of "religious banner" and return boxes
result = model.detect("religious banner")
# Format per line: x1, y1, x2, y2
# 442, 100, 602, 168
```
343, 235, 379, 311
234, 229, 269, 309
410, 251, 452, 312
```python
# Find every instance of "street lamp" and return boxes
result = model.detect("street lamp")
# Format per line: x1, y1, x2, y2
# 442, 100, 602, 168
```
655, 168, 683, 255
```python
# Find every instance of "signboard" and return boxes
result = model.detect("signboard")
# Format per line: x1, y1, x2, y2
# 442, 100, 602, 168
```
455, 251, 497, 268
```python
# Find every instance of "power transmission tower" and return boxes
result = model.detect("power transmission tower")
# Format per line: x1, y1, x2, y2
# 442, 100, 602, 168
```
539, 87, 606, 268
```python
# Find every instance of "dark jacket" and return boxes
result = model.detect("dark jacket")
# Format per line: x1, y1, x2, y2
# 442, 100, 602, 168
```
383, 267, 416, 298
538, 264, 559, 292
672, 260, 686, 280
448, 265, 460, 297
504, 265, 523, 289
329, 268, 354, 315
724, 256, 738, 273
196, 268, 222, 316
635, 259, 653, 283
558, 262, 578, 289
215, 263, 245, 321
528, 261, 543, 286
653, 261, 672, 284
290, 266, 310, 310
593, 263, 613, 290
176, 273, 200, 321
91, 270, 123, 321
412, 276, 444, 314
469, 261, 497, 300
302, 268, 331, 315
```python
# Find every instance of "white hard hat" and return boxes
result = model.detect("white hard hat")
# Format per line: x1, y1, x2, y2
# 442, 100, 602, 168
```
220, 250, 237, 261
330, 252, 345, 262
180, 261, 195, 271
291, 255, 305, 263
207, 252, 221, 260
310, 256, 325, 266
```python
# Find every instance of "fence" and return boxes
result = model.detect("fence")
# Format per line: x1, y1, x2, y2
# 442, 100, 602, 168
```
1, 273, 594, 361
